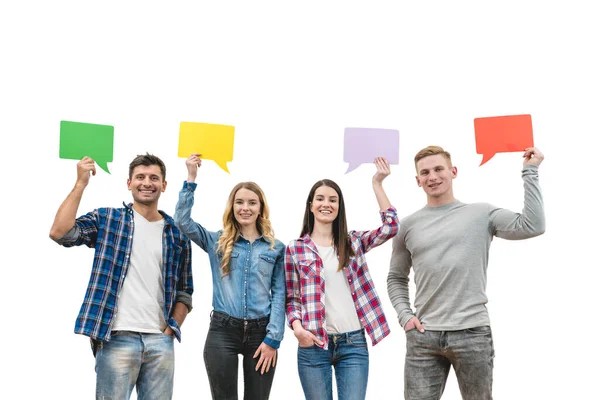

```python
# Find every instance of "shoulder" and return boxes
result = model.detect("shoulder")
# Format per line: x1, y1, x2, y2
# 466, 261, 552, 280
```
272, 238, 286, 251
286, 238, 307, 252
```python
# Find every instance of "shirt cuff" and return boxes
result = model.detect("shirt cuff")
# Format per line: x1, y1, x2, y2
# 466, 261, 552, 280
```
263, 336, 281, 349
175, 292, 193, 312
182, 181, 198, 190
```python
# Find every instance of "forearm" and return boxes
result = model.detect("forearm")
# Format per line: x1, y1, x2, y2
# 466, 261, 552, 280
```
387, 272, 415, 327
387, 235, 415, 327
492, 165, 545, 239
49, 184, 86, 241
171, 302, 189, 327
521, 165, 545, 235
372, 180, 392, 211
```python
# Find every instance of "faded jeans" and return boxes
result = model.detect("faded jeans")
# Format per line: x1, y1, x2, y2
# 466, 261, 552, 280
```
404, 325, 494, 400
94, 331, 175, 400
297, 329, 369, 400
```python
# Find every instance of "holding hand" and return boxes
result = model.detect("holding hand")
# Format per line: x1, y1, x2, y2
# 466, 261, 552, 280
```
186, 153, 202, 182
76, 156, 96, 188
373, 157, 391, 185
523, 147, 544, 167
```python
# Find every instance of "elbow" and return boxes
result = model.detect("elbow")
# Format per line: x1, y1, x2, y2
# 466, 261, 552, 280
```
49, 228, 64, 242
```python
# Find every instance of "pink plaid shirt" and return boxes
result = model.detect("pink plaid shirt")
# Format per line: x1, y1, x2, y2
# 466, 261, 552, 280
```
285, 207, 399, 349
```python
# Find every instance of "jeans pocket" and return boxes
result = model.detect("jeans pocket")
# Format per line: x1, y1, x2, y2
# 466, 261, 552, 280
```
466, 325, 492, 335
209, 313, 228, 329
347, 331, 367, 348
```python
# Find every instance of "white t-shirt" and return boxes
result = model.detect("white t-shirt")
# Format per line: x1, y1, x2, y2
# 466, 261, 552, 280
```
112, 209, 166, 333
318, 244, 362, 334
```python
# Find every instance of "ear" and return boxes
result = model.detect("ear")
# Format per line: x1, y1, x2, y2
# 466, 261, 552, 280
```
415, 175, 422, 187
162, 180, 167, 192
451, 166, 457, 178
127, 179, 132, 191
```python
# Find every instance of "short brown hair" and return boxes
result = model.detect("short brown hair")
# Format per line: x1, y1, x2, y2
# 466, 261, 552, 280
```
129, 153, 166, 180
414, 146, 452, 169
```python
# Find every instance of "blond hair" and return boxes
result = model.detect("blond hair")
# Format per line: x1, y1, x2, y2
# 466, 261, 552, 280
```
414, 145, 452, 170
216, 182, 276, 277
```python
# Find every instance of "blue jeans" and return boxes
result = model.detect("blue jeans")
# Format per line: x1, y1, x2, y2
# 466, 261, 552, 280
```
203, 311, 276, 400
94, 331, 175, 400
404, 326, 494, 400
297, 329, 369, 400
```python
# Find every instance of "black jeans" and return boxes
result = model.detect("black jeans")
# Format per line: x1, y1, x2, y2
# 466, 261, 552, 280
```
204, 311, 276, 400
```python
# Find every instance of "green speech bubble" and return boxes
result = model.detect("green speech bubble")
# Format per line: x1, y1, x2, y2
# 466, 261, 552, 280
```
59, 121, 114, 174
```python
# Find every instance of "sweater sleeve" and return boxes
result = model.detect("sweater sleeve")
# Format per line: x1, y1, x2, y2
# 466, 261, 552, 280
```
489, 164, 546, 240
387, 226, 415, 327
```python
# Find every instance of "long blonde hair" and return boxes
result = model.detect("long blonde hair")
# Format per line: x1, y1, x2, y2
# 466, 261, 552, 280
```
216, 182, 276, 277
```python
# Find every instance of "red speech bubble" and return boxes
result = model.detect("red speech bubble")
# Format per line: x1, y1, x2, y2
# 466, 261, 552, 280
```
474, 114, 534, 166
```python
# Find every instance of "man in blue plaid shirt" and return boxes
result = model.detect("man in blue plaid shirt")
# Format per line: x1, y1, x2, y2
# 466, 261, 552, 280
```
50, 153, 193, 400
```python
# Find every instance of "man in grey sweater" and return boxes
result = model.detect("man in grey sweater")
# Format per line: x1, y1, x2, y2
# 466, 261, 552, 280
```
387, 145, 545, 400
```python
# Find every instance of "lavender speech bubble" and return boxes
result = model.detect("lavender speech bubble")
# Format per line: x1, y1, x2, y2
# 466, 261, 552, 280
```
343, 127, 399, 173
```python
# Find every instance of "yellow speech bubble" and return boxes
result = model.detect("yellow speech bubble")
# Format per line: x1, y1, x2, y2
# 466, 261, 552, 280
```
178, 122, 235, 173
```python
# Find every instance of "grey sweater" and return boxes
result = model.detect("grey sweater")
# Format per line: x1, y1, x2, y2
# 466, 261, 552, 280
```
387, 164, 545, 330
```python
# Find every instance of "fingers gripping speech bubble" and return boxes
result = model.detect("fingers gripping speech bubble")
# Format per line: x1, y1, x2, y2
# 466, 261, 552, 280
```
474, 114, 534, 166
178, 122, 235, 173
343, 128, 399, 174
59, 121, 114, 174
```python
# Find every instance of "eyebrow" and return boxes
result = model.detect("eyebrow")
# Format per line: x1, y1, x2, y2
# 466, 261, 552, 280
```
419, 165, 445, 173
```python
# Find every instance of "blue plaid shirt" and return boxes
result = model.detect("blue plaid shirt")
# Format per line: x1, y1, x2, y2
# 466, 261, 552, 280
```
56, 203, 193, 342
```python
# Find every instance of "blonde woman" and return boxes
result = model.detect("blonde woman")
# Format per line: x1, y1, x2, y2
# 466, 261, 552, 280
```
174, 154, 285, 400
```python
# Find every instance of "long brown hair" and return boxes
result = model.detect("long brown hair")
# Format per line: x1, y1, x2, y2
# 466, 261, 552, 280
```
216, 182, 276, 277
301, 179, 355, 271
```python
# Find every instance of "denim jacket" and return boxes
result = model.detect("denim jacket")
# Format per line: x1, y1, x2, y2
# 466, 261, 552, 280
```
174, 181, 286, 349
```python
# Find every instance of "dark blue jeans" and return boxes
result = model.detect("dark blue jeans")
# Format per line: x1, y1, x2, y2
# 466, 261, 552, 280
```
204, 311, 276, 400
297, 329, 369, 400
404, 326, 495, 400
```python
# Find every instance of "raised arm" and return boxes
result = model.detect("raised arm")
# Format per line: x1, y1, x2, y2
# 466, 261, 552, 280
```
173, 154, 216, 251
353, 157, 399, 252
490, 147, 545, 240
49, 157, 96, 241
372, 157, 392, 211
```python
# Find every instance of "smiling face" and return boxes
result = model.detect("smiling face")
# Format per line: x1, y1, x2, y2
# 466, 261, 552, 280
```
233, 188, 262, 229
310, 185, 340, 226
415, 154, 457, 206
127, 165, 167, 206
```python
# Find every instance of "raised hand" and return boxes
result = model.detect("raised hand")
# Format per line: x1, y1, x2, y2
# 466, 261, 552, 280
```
523, 147, 544, 167
186, 153, 202, 182
76, 156, 96, 188
373, 157, 391, 184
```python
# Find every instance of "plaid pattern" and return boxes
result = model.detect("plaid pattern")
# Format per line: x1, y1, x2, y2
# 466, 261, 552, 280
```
58, 203, 193, 342
285, 207, 399, 349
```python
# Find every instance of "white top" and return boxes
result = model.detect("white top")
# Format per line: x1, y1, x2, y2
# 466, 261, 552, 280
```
112, 209, 166, 333
318, 244, 362, 334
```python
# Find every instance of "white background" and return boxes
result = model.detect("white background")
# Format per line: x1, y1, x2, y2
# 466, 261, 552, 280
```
1, 1, 598, 399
